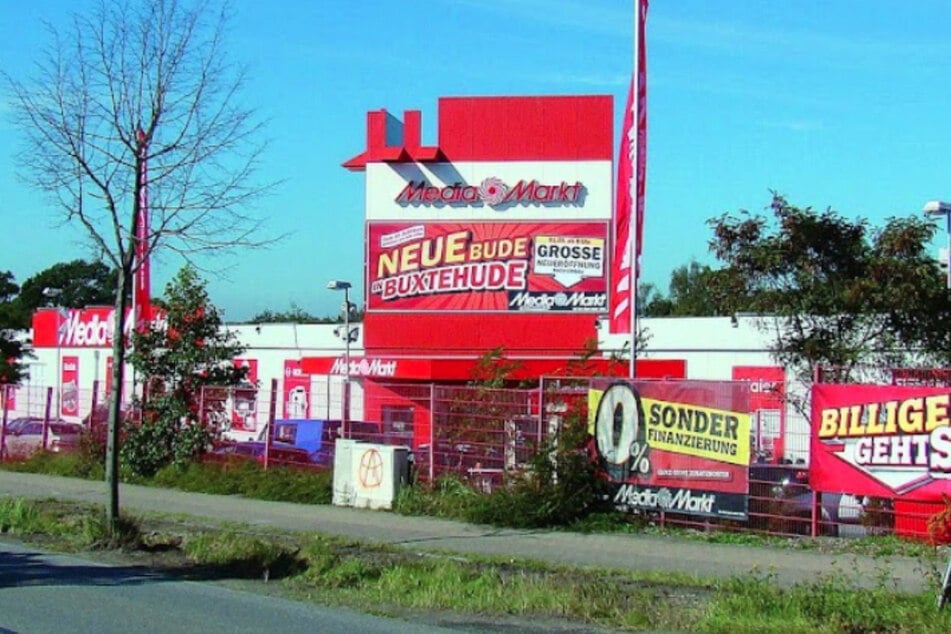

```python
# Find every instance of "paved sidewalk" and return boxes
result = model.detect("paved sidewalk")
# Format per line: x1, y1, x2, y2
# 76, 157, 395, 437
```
0, 471, 935, 592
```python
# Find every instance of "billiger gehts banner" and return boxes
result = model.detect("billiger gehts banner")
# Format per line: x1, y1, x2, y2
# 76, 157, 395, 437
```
811, 383, 951, 501
587, 379, 752, 520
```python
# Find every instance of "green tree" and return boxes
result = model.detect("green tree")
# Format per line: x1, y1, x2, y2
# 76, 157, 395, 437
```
639, 262, 740, 317
122, 266, 247, 477
17, 260, 118, 321
6, 0, 274, 526
0, 272, 29, 384
638, 282, 673, 317
249, 303, 364, 324
708, 193, 951, 385
250, 303, 332, 324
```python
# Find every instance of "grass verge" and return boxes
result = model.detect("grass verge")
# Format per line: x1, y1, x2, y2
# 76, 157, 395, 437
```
2, 451, 333, 505
1, 497, 949, 633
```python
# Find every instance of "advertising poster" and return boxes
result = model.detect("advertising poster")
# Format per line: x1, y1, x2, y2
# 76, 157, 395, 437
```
732, 366, 785, 459
283, 360, 310, 420
366, 222, 608, 312
811, 383, 951, 502
104, 356, 114, 398
61, 355, 79, 417
1, 384, 14, 412
588, 379, 751, 520
231, 358, 259, 431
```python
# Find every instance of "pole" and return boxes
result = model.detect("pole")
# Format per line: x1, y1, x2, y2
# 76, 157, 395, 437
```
945, 213, 950, 290
343, 287, 351, 438
55, 309, 63, 417
628, 0, 648, 378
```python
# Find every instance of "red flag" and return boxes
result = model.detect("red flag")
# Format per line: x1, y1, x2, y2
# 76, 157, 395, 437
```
135, 129, 151, 331
610, 0, 648, 336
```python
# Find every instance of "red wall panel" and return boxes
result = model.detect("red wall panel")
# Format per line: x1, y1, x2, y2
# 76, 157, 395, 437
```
437, 96, 613, 162
364, 312, 596, 356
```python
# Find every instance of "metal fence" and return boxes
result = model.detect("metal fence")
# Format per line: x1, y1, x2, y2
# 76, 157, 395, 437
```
1, 375, 946, 541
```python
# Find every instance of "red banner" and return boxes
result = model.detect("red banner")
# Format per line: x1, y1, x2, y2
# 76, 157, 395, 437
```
283, 360, 310, 420
609, 0, 648, 334
135, 128, 151, 331
811, 383, 951, 502
367, 222, 608, 312
61, 355, 79, 417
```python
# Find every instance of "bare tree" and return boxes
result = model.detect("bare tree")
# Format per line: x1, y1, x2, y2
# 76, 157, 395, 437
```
6, 0, 275, 528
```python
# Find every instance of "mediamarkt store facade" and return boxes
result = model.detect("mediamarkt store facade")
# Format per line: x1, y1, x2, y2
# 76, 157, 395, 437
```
303, 95, 682, 441
20, 96, 798, 459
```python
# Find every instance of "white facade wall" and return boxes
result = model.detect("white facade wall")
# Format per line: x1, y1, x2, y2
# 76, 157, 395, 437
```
11, 315, 807, 458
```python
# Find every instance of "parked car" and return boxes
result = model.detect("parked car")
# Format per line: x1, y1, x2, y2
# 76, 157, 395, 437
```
748, 463, 880, 537
211, 440, 313, 466
2, 417, 39, 435
0, 419, 83, 459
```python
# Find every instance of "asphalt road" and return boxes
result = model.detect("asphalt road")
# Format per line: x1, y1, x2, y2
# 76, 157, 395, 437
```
0, 540, 476, 634
0, 471, 933, 592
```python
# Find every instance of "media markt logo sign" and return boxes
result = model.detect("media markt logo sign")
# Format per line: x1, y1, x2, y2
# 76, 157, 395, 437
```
613, 484, 717, 515
330, 357, 398, 378
395, 177, 584, 208
508, 291, 606, 312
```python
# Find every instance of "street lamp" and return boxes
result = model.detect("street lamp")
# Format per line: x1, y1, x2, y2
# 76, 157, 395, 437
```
327, 280, 354, 435
924, 200, 951, 289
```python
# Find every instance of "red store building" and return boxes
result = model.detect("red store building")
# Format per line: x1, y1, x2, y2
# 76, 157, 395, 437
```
301, 95, 685, 441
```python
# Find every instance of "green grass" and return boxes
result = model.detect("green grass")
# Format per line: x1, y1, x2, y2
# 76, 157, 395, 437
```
2, 497, 951, 633
1, 451, 333, 505
4, 450, 105, 480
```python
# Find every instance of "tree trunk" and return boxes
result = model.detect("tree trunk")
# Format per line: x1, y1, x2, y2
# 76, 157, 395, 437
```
105, 264, 132, 530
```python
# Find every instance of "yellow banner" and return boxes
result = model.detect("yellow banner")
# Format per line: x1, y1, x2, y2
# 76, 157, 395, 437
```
643, 398, 750, 466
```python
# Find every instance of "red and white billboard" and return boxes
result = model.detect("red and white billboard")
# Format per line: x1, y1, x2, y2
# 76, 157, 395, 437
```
282, 360, 310, 420
811, 383, 951, 502
61, 356, 79, 417
367, 222, 608, 312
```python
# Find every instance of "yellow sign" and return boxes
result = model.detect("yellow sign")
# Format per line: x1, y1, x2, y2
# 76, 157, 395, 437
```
642, 398, 750, 466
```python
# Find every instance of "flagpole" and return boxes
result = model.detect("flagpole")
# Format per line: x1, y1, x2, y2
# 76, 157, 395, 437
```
628, 2, 638, 378
628, 0, 646, 378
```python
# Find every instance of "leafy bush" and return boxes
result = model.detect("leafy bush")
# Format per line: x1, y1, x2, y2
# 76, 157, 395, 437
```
466, 428, 609, 529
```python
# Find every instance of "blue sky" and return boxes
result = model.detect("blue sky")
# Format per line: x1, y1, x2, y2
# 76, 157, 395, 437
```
2, 0, 950, 321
